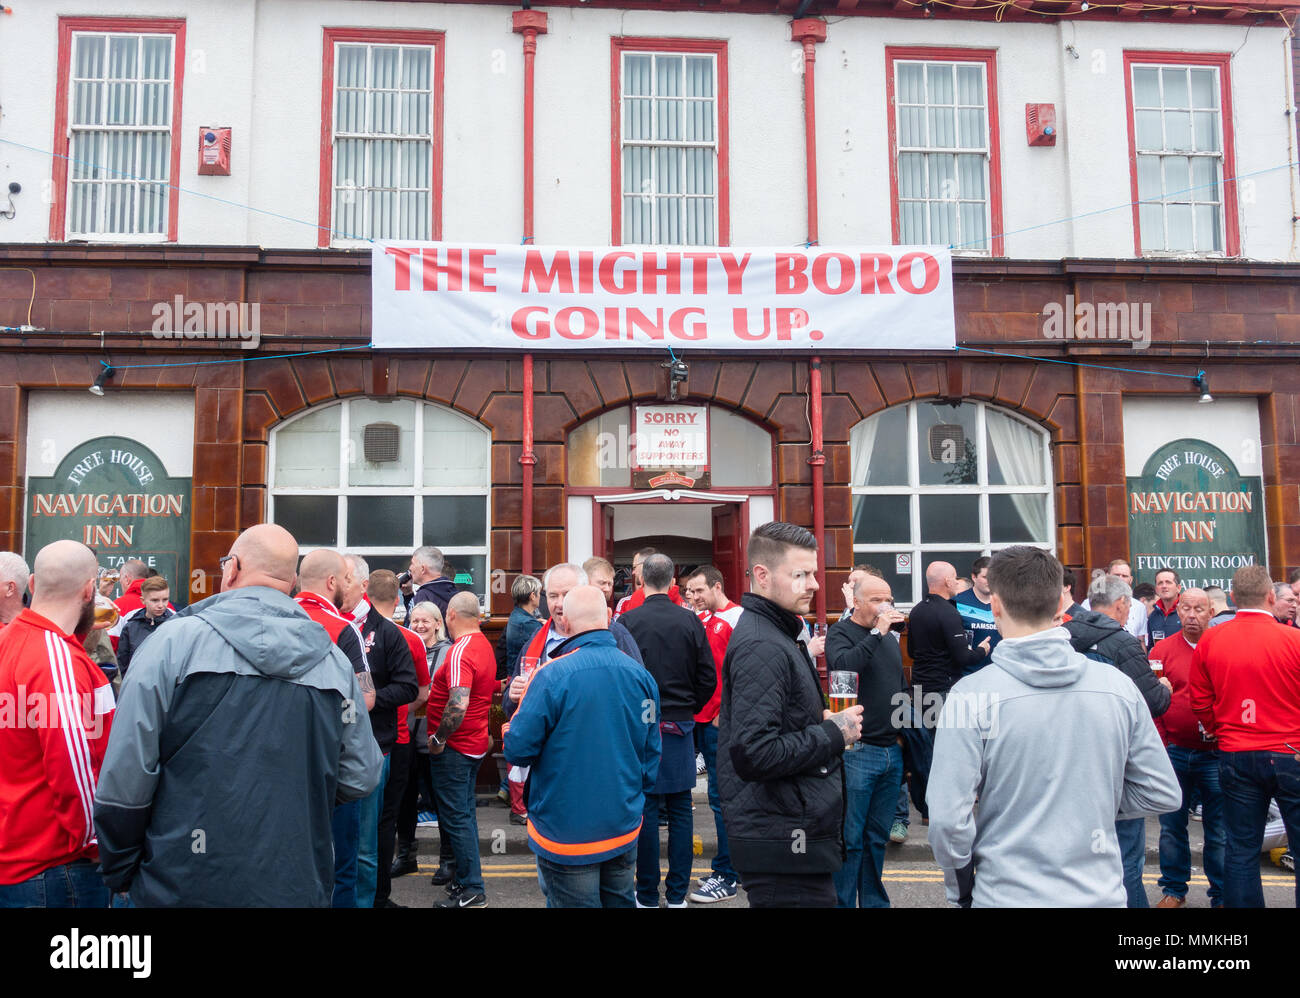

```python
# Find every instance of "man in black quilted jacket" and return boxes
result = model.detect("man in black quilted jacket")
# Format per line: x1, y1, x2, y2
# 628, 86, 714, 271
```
717, 521, 863, 908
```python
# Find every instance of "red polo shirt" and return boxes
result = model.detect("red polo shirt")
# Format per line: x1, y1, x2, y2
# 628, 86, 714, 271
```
1190, 609, 1300, 752
694, 601, 743, 724
1150, 631, 1214, 751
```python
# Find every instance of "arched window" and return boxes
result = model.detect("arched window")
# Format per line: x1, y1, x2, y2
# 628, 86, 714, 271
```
850, 401, 1053, 604
269, 398, 490, 600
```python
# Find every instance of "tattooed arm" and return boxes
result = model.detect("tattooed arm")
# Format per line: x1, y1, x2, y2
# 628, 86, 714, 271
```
429, 686, 469, 754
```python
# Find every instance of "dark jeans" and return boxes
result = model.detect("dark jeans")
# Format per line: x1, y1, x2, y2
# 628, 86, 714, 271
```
1218, 749, 1300, 908
895, 784, 910, 826
698, 721, 737, 884
636, 790, 693, 906
834, 741, 903, 908
0, 859, 110, 908
430, 748, 484, 895
356, 751, 390, 908
377, 740, 412, 902
741, 871, 836, 908
537, 850, 636, 908
1158, 745, 1225, 905
1116, 817, 1149, 908
331, 799, 361, 908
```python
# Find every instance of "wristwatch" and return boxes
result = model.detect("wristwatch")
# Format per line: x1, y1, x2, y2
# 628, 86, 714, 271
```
430, 733, 444, 748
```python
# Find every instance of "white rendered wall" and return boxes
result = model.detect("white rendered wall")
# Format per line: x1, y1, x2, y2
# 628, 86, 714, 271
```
2, 1, 1295, 259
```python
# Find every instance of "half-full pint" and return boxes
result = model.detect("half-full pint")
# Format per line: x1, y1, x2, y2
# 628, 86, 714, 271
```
828, 693, 858, 713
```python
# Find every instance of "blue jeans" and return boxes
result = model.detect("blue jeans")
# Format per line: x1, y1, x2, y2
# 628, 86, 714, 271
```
355, 751, 390, 908
537, 850, 636, 908
698, 722, 737, 884
1218, 749, 1300, 908
1115, 817, 1149, 908
430, 748, 484, 896
331, 799, 361, 908
834, 741, 903, 908
1158, 745, 1225, 905
0, 859, 110, 908
637, 790, 693, 906
895, 785, 910, 826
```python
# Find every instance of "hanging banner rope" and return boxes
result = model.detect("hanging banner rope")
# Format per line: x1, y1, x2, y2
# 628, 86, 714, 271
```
371, 242, 956, 351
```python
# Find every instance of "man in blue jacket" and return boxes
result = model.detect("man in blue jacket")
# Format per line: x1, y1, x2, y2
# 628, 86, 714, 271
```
504, 585, 661, 908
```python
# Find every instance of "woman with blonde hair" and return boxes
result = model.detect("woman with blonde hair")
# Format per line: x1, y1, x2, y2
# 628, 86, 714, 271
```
393, 601, 455, 884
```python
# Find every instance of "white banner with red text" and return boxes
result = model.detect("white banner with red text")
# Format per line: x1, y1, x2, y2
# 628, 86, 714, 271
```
371, 242, 956, 351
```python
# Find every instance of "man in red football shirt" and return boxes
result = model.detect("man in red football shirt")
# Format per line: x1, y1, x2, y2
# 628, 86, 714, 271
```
426, 591, 498, 908
1190, 565, 1300, 908
0, 540, 114, 907
1150, 588, 1224, 908
682, 564, 743, 903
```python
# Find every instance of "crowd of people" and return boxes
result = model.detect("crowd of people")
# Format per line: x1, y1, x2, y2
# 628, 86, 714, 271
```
0, 525, 1298, 909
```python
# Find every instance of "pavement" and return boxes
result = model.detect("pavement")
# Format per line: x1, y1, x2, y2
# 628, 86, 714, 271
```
390, 777, 1296, 908
421, 774, 1218, 864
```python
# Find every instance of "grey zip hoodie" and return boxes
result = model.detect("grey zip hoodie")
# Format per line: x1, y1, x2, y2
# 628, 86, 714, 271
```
926, 626, 1180, 908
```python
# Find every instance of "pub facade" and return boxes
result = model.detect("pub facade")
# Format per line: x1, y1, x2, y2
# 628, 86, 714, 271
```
1, 0, 1298, 621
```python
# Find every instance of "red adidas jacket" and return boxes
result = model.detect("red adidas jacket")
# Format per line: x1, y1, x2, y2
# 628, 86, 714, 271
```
0, 609, 115, 884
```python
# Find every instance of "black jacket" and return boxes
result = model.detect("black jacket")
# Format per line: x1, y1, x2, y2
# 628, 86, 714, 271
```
906, 591, 986, 696
355, 605, 420, 754
718, 593, 845, 875
619, 593, 716, 722
410, 576, 459, 618
1064, 605, 1170, 718
826, 617, 907, 747
116, 607, 176, 677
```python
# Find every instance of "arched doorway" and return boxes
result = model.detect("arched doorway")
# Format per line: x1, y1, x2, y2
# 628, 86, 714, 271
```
565, 403, 775, 600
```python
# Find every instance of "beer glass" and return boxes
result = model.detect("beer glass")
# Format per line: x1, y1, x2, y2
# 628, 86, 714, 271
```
829, 671, 858, 713
92, 594, 119, 630
1149, 658, 1164, 680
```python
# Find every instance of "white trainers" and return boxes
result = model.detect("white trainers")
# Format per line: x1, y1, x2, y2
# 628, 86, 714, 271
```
689, 875, 738, 903
695, 753, 707, 775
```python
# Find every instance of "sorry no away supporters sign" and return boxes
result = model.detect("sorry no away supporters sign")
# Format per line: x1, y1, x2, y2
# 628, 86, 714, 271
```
371, 243, 956, 351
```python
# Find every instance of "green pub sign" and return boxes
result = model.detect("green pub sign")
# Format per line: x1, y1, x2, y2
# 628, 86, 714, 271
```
26, 436, 193, 606
1126, 438, 1265, 590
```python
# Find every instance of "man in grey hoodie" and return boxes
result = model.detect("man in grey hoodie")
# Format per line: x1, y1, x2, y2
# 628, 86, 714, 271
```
927, 546, 1181, 907
94, 524, 385, 907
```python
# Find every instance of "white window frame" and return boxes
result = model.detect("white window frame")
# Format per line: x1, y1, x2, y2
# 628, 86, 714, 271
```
1130, 62, 1226, 256
268, 399, 491, 604
330, 41, 436, 246
620, 49, 720, 247
850, 401, 1055, 606
66, 30, 176, 241
893, 58, 993, 256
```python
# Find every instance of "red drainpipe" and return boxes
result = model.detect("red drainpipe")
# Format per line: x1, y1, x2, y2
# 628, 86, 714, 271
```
513, 10, 546, 578
793, 18, 828, 631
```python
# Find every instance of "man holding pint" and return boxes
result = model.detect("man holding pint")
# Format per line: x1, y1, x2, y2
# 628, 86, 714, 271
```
826, 573, 908, 908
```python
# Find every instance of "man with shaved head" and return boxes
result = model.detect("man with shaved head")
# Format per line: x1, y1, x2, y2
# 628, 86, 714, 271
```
94, 524, 383, 907
906, 561, 991, 733
0, 541, 114, 907
505, 585, 661, 907
294, 547, 373, 907
425, 591, 498, 907
1149, 588, 1225, 908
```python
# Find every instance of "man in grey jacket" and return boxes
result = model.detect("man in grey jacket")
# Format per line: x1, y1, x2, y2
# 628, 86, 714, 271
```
927, 546, 1180, 907
93, 524, 384, 907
